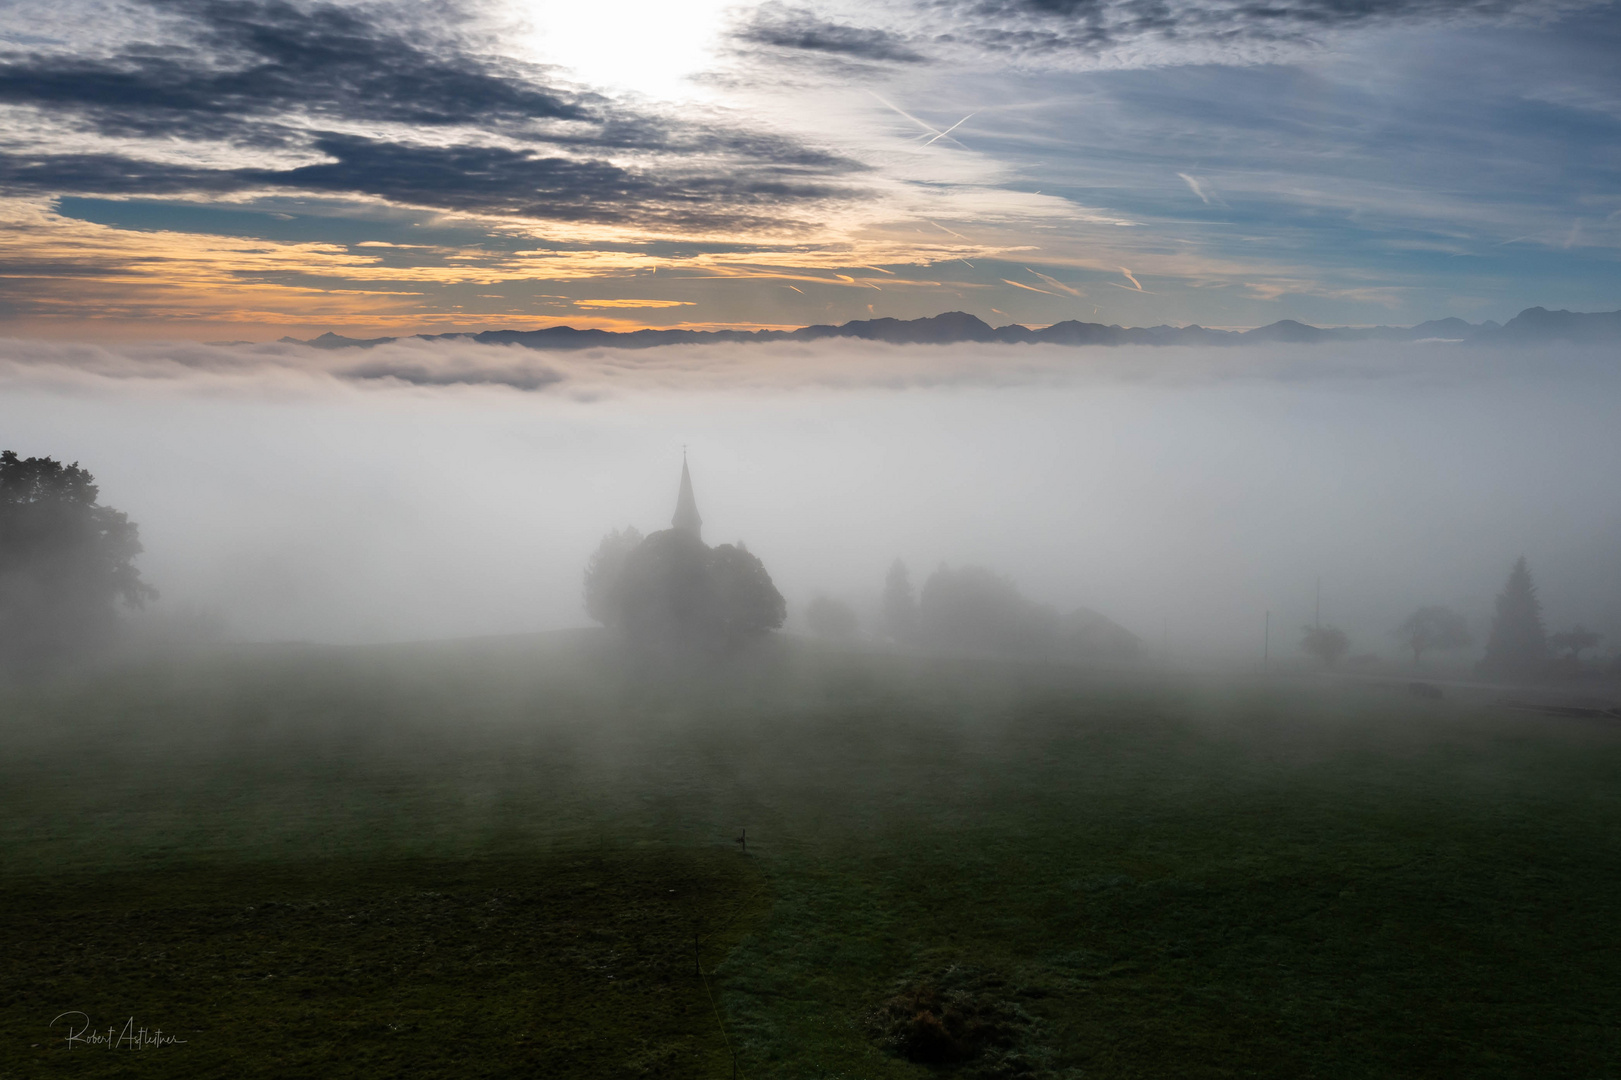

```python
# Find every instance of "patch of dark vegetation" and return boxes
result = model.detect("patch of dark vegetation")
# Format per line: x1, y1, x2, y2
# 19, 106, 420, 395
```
869, 966, 1055, 1077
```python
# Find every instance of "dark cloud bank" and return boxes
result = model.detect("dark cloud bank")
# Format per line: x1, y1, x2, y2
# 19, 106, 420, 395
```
0, 0, 863, 227
732, 0, 1588, 68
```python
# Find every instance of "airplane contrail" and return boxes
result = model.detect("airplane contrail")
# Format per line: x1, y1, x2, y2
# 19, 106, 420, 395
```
867, 91, 943, 139
1026, 268, 1083, 297
922, 114, 974, 147
1120, 267, 1143, 291
867, 91, 971, 149
1003, 278, 1057, 296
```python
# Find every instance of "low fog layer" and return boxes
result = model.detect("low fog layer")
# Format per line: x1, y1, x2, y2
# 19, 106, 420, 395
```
2, 337, 1618, 661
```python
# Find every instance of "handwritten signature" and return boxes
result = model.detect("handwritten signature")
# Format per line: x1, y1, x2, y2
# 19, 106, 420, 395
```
50, 1012, 186, 1050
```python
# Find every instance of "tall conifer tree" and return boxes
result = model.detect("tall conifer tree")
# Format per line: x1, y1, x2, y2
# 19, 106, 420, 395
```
1481, 556, 1547, 677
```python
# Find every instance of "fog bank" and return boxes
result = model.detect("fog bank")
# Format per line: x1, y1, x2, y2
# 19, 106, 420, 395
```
2, 337, 1617, 661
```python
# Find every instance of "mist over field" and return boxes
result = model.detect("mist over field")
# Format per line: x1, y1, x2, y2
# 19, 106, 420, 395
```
2, 336, 1618, 660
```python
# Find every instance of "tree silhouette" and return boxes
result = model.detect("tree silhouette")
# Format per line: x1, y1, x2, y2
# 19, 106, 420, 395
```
881, 558, 918, 643
1394, 606, 1471, 666
918, 565, 1061, 658
1300, 624, 1350, 667
1548, 625, 1602, 661
0, 450, 155, 670
1480, 557, 1547, 678
582, 526, 643, 626
704, 541, 786, 645
583, 526, 783, 651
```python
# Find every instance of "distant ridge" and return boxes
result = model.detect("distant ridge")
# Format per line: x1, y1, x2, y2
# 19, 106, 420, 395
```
282, 306, 1620, 351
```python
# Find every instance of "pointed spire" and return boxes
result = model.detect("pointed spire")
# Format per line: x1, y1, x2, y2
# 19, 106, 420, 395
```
672, 451, 702, 541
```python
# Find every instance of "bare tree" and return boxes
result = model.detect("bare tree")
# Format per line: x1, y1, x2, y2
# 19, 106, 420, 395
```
1394, 606, 1471, 666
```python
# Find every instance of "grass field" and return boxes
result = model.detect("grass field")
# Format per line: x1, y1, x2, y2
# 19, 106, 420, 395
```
3, 632, 1619, 1078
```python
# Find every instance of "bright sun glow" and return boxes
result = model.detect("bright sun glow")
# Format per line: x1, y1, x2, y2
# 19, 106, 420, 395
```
520, 0, 745, 101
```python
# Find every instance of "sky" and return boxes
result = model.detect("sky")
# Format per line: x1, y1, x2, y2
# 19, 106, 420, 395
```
1, 0, 1618, 339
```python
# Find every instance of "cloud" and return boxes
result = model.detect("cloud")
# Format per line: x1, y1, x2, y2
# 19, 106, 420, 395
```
906, 0, 1597, 66
0, 0, 869, 230
1, 0, 1616, 336
735, 3, 929, 63
574, 299, 696, 308
1025, 267, 1084, 296
0, 0, 584, 138
1002, 277, 1057, 295
7, 333, 1614, 401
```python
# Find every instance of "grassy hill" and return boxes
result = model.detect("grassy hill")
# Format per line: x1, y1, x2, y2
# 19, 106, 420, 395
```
3, 632, 1618, 1077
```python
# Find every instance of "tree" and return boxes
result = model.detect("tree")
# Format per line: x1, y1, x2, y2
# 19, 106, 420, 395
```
0, 450, 155, 669
704, 542, 787, 645
583, 527, 784, 651
881, 559, 917, 643
1300, 624, 1350, 667
805, 595, 859, 639
582, 526, 642, 625
1549, 625, 1602, 661
1394, 605, 1471, 665
918, 565, 1061, 658
1064, 607, 1144, 661
1480, 556, 1547, 677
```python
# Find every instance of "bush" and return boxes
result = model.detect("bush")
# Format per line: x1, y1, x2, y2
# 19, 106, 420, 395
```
868, 968, 1033, 1071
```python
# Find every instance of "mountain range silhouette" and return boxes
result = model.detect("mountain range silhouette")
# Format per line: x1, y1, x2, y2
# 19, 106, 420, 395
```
285, 306, 1621, 351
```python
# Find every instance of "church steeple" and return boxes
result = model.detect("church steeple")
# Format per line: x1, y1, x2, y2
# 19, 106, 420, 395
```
672, 452, 702, 541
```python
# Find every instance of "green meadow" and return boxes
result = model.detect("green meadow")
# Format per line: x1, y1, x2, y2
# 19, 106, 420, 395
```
2, 633, 1618, 1078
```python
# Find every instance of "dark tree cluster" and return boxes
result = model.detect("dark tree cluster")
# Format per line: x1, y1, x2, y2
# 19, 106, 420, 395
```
583, 527, 785, 653
1472, 556, 1604, 679
917, 565, 1062, 658
1300, 623, 1350, 667
1387, 557, 1599, 680
880, 559, 1141, 662
0, 451, 154, 671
